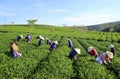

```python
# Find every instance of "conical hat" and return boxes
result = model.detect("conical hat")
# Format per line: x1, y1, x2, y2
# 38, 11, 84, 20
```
106, 51, 113, 59
68, 38, 70, 40
74, 48, 81, 54
54, 41, 58, 44
38, 35, 42, 38
38, 35, 44, 40
88, 47, 94, 52
108, 44, 114, 48
40, 36, 44, 40
12, 43, 18, 51
46, 38, 49, 40
20, 35, 23, 38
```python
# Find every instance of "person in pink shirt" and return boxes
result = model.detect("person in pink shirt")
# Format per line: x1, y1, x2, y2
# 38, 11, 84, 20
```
96, 51, 113, 65
88, 47, 98, 58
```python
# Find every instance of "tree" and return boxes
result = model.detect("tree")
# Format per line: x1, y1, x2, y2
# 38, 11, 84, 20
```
27, 19, 38, 26
11, 21, 14, 25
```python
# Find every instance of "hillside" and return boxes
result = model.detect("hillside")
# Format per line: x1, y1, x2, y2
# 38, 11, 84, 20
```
0, 25, 120, 79
87, 21, 120, 32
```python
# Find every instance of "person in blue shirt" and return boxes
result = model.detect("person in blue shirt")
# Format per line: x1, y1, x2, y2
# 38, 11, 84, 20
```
25, 33, 32, 43
50, 41, 58, 51
16, 35, 23, 41
68, 37, 73, 49
37, 35, 44, 46
46, 38, 52, 45
108, 44, 116, 56
68, 48, 81, 61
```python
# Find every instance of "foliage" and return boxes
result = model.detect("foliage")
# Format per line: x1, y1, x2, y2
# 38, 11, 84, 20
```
0, 25, 120, 79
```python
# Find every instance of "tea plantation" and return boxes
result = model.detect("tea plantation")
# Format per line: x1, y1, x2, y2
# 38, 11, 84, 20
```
0, 25, 120, 79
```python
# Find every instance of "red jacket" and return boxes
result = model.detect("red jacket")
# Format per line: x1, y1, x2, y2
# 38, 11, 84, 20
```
90, 49, 98, 56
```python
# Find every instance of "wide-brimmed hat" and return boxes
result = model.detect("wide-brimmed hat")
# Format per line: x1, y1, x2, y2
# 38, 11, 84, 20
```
38, 35, 44, 40
40, 36, 44, 40
106, 51, 113, 59
46, 38, 49, 40
67, 38, 70, 40
88, 47, 94, 52
74, 48, 81, 54
54, 41, 58, 44
108, 44, 114, 48
20, 35, 23, 38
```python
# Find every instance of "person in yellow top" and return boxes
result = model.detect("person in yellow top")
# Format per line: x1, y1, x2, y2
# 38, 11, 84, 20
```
10, 41, 22, 58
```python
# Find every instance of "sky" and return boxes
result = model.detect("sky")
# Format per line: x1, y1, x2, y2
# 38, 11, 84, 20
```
0, 0, 120, 26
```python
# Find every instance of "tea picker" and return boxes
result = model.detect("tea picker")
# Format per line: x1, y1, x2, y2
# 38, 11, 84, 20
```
68, 48, 81, 61
50, 41, 58, 51
108, 44, 116, 56
25, 33, 32, 43
37, 35, 44, 46
96, 51, 113, 65
88, 46, 98, 58
16, 35, 23, 41
46, 38, 52, 45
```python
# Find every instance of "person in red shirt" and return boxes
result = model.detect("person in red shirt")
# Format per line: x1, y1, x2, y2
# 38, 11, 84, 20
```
88, 47, 98, 58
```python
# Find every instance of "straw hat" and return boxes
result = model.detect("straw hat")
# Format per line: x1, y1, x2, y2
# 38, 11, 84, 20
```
74, 48, 81, 54
106, 51, 113, 59
108, 44, 114, 48
88, 47, 94, 52
20, 35, 23, 38
38, 35, 44, 40
68, 38, 70, 40
12, 43, 18, 51
54, 41, 58, 44
46, 38, 49, 40
40, 36, 44, 40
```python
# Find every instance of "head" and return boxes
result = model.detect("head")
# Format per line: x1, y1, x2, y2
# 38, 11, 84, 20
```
27, 33, 30, 36
54, 41, 58, 44
20, 35, 23, 38
74, 48, 81, 55
46, 38, 49, 40
40, 36, 44, 40
67, 37, 71, 40
88, 47, 94, 52
105, 51, 113, 59
108, 44, 114, 48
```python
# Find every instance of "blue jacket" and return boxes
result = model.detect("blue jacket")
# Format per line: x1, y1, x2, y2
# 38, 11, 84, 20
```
68, 40, 73, 48
69, 49, 77, 59
50, 43, 57, 50
17, 36, 21, 41
38, 39, 43, 46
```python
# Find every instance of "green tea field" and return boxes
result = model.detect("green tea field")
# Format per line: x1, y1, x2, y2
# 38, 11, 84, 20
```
0, 25, 120, 79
